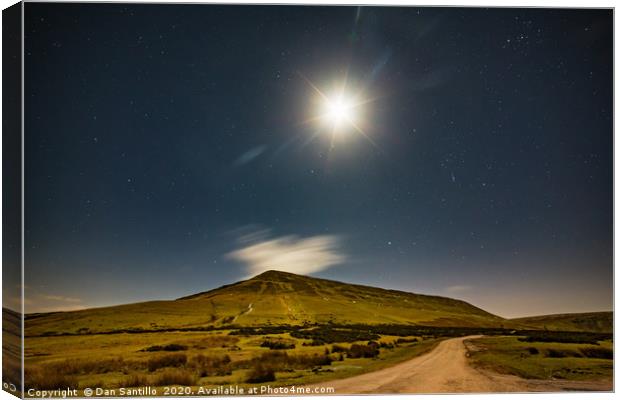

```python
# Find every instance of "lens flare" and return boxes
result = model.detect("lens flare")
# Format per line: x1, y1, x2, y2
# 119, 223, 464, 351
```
323, 95, 355, 128
299, 72, 378, 149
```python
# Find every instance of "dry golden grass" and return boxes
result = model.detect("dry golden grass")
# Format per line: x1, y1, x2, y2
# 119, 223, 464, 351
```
192, 335, 239, 349
120, 374, 149, 388
151, 371, 197, 386
189, 354, 232, 377
25, 367, 79, 390
48, 357, 131, 375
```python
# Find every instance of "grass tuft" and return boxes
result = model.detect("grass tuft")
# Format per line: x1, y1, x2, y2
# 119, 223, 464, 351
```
147, 354, 187, 372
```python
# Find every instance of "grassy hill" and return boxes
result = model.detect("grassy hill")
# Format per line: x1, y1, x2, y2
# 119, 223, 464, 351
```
26, 270, 507, 336
509, 312, 612, 333
21, 272, 613, 392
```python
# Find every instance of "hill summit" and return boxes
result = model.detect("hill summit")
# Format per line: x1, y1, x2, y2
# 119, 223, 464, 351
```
180, 269, 505, 327
26, 270, 509, 336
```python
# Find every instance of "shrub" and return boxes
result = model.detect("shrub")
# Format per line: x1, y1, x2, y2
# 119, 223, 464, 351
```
331, 344, 348, 353
260, 340, 295, 350
580, 347, 613, 359
302, 340, 326, 346
526, 347, 539, 355
151, 371, 197, 386
346, 344, 380, 359
290, 327, 380, 344
143, 344, 187, 352
25, 367, 79, 390
246, 365, 275, 383
147, 354, 187, 372
544, 349, 581, 358
518, 332, 609, 345
545, 349, 566, 358
236, 351, 331, 372
229, 324, 613, 344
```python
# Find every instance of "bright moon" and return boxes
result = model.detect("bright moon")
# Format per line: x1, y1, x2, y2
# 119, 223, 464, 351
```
324, 96, 355, 126
319, 92, 361, 133
301, 74, 375, 147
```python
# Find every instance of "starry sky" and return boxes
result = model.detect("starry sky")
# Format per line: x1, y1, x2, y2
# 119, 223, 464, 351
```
23, 4, 612, 318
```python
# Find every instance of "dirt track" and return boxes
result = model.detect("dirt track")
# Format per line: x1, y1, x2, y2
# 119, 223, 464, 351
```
318, 336, 612, 394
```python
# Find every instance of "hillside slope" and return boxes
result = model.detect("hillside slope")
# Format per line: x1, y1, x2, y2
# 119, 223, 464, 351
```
26, 270, 507, 336
509, 312, 612, 333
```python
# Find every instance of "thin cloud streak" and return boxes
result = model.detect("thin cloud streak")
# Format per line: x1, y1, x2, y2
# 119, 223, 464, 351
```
234, 145, 267, 166
22, 288, 87, 313
444, 285, 473, 294
41, 295, 82, 303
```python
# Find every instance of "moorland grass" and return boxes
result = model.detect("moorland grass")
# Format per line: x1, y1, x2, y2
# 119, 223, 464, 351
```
509, 312, 612, 333
23, 329, 442, 393
147, 354, 187, 372
120, 374, 149, 388
467, 336, 613, 381
151, 371, 197, 386
189, 354, 232, 377
246, 365, 276, 383
25, 367, 79, 390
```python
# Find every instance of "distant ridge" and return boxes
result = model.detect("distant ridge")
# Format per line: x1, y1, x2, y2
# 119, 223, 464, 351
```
509, 311, 612, 333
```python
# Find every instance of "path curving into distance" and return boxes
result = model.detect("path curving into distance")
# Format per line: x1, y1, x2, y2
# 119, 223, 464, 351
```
317, 336, 612, 394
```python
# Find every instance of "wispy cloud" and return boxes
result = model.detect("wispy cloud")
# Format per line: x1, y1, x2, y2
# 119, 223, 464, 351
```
41, 295, 82, 303
234, 145, 267, 167
21, 288, 87, 313
444, 285, 473, 294
227, 234, 347, 278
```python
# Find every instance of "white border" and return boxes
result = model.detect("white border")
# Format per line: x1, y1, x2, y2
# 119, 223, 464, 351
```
0, 1, 616, 400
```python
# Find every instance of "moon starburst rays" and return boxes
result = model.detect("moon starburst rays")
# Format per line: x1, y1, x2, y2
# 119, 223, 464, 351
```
301, 73, 377, 149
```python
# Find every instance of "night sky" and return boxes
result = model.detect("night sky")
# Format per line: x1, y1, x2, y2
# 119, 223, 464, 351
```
23, 4, 612, 317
